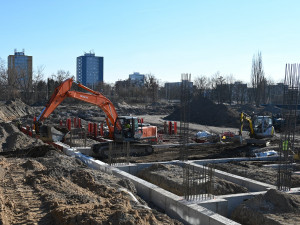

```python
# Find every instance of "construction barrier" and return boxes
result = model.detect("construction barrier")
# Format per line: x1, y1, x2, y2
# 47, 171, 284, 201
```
94, 123, 98, 138
78, 118, 81, 128
100, 123, 104, 136
174, 122, 177, 135
168, 121, 172, 135
67, 118, 71, 131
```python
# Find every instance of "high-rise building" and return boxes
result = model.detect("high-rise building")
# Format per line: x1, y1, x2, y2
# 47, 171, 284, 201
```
129, 72, 145, 86
8, 49, 32, 88
76, 52, 103, 86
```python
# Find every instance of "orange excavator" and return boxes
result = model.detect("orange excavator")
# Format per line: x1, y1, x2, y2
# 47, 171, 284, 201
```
35, 78, 157, 157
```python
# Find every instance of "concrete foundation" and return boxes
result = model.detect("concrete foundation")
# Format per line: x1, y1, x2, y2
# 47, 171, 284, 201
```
55, 142, 300, 225
56, 142, 240, 225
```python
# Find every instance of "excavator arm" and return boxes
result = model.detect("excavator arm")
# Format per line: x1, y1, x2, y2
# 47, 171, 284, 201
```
240, 112, 255, 137
37, 78, 118, 137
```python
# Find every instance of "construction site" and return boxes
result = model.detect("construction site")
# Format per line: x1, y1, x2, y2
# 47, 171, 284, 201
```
1, 68, 300, 225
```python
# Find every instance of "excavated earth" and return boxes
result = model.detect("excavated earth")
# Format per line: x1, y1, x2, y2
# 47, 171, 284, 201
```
2, 99, 300, 224
0, 149, 182, 225
0, 100, 183, 224
0, 99, 35, 122
138, 164, 248, 196
211, 161, 300, 188
232, 189, 300, 225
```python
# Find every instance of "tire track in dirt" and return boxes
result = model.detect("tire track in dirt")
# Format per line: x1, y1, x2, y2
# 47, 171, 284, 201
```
0, 159, 52, 225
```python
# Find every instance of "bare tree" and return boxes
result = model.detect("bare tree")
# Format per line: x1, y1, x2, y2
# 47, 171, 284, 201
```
52, 70, 72, 83
211, 72, 226, 104
32, 66, 47, 104
0, 58, 8, 100
194, 75, 209, 97
251, 52, 265, 106
225, 74, 235, 105
144, 74, 159, 103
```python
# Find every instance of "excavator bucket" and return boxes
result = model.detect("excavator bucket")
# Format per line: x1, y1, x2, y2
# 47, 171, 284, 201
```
38, 125, 66, 142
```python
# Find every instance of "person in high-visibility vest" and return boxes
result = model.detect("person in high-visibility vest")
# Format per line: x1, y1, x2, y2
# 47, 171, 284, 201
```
283, 140, 288, 151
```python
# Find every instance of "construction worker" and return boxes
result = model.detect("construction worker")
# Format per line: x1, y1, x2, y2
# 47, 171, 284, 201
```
124, 120, 131, 138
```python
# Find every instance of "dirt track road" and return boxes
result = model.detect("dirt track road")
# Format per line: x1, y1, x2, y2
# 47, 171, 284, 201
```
0, 158, 53, 225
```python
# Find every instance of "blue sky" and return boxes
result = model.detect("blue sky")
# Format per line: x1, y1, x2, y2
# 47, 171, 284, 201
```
1, 0, 300, 84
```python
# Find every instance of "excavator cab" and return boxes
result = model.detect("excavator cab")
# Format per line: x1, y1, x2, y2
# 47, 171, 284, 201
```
113, 116, 142, 142
252, 116, 274, 138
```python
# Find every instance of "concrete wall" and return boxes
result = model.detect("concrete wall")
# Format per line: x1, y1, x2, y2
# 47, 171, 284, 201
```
183, 161, 276, 192
56, 142, 240, 225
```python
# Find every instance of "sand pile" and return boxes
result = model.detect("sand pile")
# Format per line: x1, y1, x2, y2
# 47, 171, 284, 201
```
232, 189, 300, 225
164, 96, 240, 127
0, 122, 44, 152
138, 164, 248, 196
0, 99, 35, 122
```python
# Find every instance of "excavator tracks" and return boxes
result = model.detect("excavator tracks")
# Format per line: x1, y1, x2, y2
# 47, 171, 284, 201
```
0, 158, 53, 225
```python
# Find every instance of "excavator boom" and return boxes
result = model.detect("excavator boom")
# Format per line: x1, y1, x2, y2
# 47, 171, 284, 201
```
37, 78, 118, 137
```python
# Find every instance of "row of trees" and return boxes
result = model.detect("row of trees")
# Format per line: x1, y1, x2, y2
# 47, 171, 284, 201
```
0, 52, 277, 106
193, 52, 278, 106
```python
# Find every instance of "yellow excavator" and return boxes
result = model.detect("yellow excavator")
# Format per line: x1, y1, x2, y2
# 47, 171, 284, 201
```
239, 112, 275, 145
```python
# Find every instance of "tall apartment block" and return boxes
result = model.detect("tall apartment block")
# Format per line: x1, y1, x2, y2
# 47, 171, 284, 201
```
8, 49, 32, 88
76, 52, 103, 86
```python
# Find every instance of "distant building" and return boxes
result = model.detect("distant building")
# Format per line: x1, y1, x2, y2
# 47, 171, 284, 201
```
8, 49, 32, 88
76, 52, 103, 86
267, 83, 287, 104
232, 81, 248, 104
165, 81, 193, 100
129, 72, 145, 86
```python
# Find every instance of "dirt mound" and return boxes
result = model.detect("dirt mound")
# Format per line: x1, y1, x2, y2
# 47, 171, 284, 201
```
0, 122, 44, 152
138, 164, 248, 196
165, 96, 240, 127
232, 189, 300, 225
0, 99, 35, 122
21, 159, 46, 171
116, 101, 175, 116
0, 149, 182, 224
231, 104, 281, 116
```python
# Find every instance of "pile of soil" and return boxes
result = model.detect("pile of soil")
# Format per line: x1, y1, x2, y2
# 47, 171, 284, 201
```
231, 104, 282, 116
138, 164, 248, 196
0, 122, 44, 152
212, 161, 300, 188
164, 96, 240, 127
232, 189, 300, 225
117, 102, 175, 116
0, 150, 182, 224
0, 99, 35, 122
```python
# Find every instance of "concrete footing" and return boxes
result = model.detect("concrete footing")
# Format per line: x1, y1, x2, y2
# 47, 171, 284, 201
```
56, 142, 240, 225
55, 142, 300, 225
